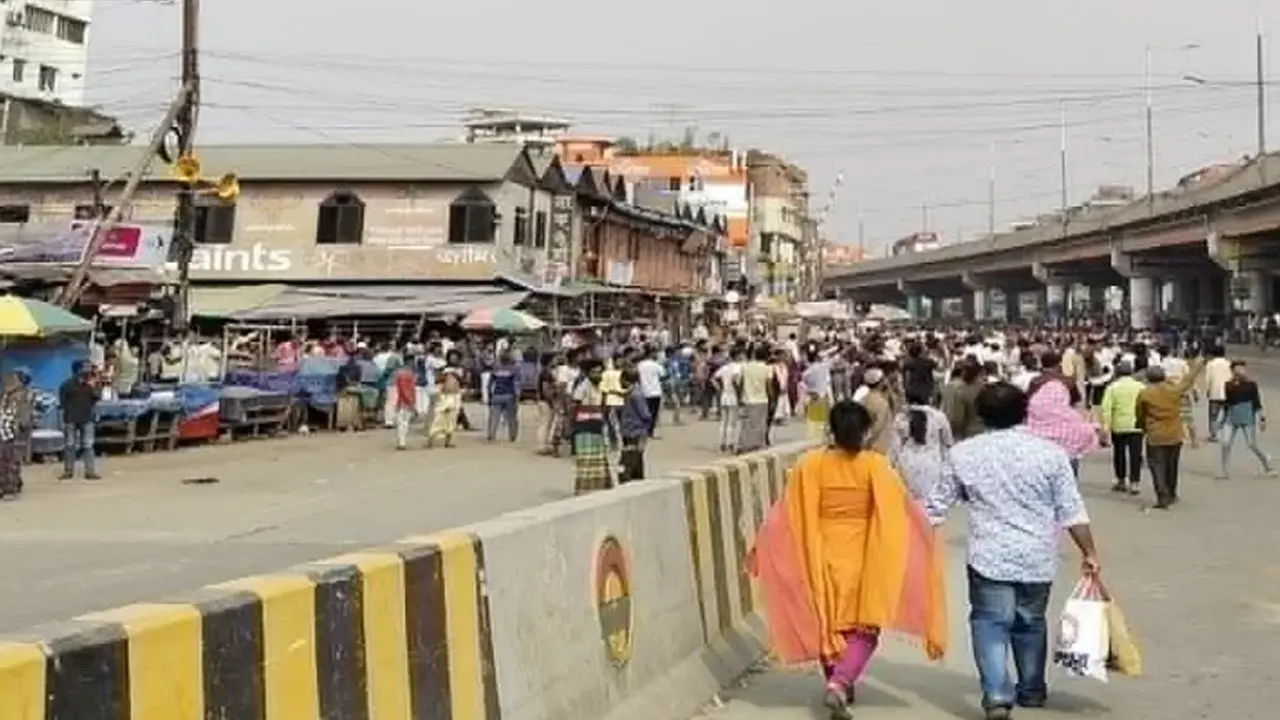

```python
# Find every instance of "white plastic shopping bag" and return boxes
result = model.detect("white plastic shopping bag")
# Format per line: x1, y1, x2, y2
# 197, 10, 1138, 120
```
1053, 576, 1110, 682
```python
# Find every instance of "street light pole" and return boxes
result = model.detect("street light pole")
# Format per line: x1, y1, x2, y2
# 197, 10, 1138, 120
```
1059, 101, 1068, 211
1144, 44, 1155, 207
1257, 15, 1268, 159
987, 141, 996, 237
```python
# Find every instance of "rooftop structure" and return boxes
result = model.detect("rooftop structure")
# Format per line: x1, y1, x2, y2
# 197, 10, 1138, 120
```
462, 108, 572, 149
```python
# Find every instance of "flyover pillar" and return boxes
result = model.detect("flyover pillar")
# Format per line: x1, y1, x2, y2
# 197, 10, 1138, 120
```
1234, 270, 1269, 315
1129, 277, 1156, 330
1197, 275, 1224, 316
961, 270, 991, 323
1168, 277, 1195, 319
1045, 283, 1067, 325
906, 294, 924, 321
972, 290, 989, 322
1087, 285, 1108, 314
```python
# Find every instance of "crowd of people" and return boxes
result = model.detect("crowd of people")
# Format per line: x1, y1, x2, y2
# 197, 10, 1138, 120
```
741, 323, 1273, 720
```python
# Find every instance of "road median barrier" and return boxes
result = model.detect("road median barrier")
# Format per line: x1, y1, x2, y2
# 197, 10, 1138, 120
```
0, 440, 813, 720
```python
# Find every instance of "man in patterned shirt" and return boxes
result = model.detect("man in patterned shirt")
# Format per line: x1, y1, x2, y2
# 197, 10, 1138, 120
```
926, 381, 1100, 720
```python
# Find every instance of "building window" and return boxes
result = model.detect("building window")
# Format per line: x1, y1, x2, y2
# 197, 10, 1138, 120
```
12, 59, 25, 83
667, 177, 681, 192
0, 205, 30, 223
73, 204, 112, 220
37, 65, 56, 92
315, 191, 365, 244
56, 16, 86, 44
23, 6, 54, 33
512, 207, 529, 246
194, 203, 237, 244
447, 187, 496, 244
533, 210, 547, 248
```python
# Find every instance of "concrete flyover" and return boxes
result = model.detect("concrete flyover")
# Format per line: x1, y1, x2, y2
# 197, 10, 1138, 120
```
826, 154, 1280, 328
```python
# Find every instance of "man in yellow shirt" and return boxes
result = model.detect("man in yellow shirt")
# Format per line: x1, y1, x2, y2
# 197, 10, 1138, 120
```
1098, 361, 1144, 495
599, 356, 626, 450
737, 347, 775, 453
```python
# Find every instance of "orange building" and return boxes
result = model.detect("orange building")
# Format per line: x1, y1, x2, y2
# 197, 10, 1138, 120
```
556, 138, 749, 250
823, 244, 865, 266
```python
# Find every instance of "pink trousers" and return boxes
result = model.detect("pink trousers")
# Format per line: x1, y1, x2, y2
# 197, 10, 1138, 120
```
822, 628, 881, 690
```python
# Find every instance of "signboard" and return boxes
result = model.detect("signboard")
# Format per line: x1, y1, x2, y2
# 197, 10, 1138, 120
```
0, 222, 172, 268
187, 243, 501, 282
546, 194, 574, 285
596, 536, 633, 667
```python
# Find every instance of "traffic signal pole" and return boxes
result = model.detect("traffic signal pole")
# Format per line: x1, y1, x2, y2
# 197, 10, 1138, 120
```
171, 0, 201, 331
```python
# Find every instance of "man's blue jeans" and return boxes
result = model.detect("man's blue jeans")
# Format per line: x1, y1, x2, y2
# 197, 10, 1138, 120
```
967, 566, 1052, 709
486, 396, 518, 442
62, 422, 97, 476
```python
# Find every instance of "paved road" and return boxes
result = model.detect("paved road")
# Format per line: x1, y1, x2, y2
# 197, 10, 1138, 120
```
692, 367, 1280, 720
0, 405, 803, 634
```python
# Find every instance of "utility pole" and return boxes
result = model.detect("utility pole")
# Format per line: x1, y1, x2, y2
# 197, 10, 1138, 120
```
171, 0, 202, 331
856, 211, 865, 259
1144, 44, 1155, 207
57, 84, 194, 307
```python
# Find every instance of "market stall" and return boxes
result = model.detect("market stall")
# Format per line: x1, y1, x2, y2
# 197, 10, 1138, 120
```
0, 295, 93, 460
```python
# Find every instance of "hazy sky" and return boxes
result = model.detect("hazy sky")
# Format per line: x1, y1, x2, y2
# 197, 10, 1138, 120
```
84, 0, 1280, 255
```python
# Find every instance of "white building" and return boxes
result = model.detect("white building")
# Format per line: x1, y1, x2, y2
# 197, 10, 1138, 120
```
0, 0, 94, 106
461, 108, 571, 151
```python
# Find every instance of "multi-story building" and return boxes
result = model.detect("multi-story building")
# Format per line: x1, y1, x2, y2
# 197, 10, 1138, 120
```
0, 0, 93, 106
747, 151, 809, 301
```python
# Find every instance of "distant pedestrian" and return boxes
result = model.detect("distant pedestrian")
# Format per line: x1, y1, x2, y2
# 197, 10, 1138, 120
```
571, 359, 612, 494
1218, 360, 1275, 479
1098, 361, 1144, 495
1135, 360, 1205, 509
426, 366, 463, 449
486, 352, 519, 442
737, 346, 775, 453
714, 347, 745, 452
0, 371, 27, 498
59, 361, 101, 480
391, 361, 417, 450
616, 369, 651, 483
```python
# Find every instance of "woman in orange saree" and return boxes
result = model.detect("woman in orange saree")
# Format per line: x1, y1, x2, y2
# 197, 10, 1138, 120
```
748, 400, 948, 719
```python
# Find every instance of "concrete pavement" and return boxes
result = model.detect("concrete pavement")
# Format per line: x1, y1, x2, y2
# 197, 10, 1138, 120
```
0, 405, 802, 633
690, 373, 1280, 720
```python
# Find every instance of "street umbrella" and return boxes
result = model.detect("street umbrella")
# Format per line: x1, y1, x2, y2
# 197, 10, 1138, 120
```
460, 307, 547, 333
0, 295, 93, 337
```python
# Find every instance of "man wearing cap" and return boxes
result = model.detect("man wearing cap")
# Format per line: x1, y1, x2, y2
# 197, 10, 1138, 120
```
857, 366, 894, 454
1135, 358, 1206, 509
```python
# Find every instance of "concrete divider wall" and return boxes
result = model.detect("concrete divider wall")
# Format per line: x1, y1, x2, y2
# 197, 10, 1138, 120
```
0, 440, 811, 720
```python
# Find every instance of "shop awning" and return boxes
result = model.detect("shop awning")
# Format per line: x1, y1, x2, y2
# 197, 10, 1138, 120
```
0, 264, 174, 286
191, 284, 529, 320
189, 283, 291, 318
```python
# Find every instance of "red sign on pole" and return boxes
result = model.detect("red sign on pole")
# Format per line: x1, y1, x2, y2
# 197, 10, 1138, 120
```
69, 221, 144, 260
